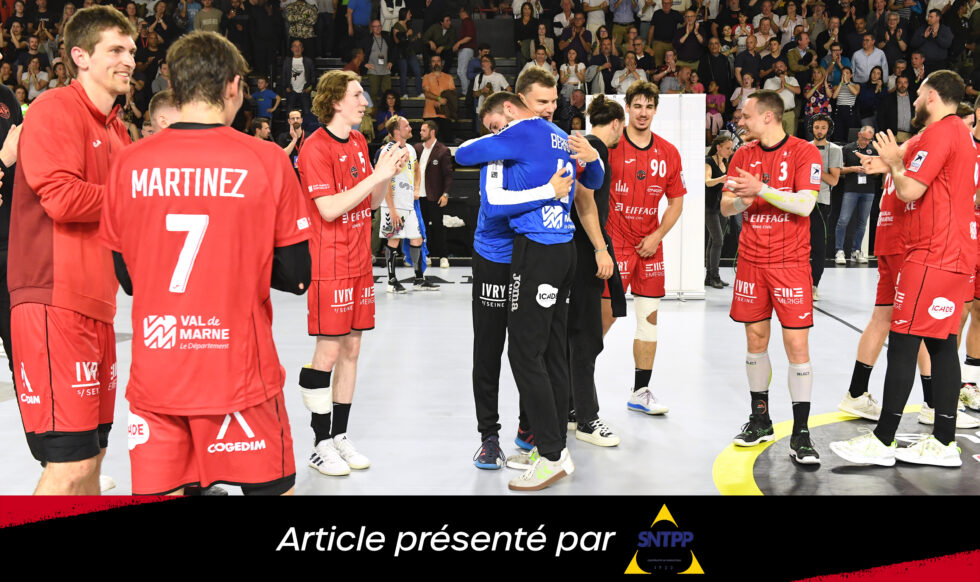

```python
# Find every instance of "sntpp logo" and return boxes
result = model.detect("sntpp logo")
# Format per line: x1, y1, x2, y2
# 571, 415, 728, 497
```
625, 505, 703, 575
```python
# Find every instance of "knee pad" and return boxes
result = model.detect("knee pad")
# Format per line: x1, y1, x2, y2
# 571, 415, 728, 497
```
299, 366, 333, 414
634, 297, 660, 342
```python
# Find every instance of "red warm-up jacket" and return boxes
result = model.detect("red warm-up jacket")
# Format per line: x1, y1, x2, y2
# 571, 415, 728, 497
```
8, 81, 131, 323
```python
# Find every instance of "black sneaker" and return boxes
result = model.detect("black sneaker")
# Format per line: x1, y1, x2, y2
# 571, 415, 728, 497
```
515, 427, 534, 451
733, 414, 775, 447
789, 429, 821, 465
472, 435, 506, 470
567, 408, 576, 431
574, 418, 621, 446
413, 277, 440, 291
387, 280, 407, 293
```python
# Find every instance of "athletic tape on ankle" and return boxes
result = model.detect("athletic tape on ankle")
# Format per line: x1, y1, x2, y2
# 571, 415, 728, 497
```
634, 297, 659, 342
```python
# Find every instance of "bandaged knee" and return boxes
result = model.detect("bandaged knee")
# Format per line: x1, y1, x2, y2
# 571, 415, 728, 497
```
634, 297, 660, 342
299, 365, 333, 414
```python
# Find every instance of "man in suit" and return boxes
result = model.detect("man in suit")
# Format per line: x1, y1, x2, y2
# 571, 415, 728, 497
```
877, 74, 915, 143
414, 120, 454, 268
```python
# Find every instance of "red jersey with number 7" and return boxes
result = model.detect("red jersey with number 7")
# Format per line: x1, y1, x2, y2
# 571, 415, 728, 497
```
298, 127, 375, 280
606, 132, 687, 250
99, 125, 311, 415
901, 114, 977, 274
724, 135, 822, 267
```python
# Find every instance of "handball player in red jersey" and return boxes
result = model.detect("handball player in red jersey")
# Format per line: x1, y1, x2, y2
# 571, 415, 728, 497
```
101, 32, 312, 495
832, 70, 979, 468
297, 70, 408, 477
8, 6, 135, 495
720, 89, 823, 465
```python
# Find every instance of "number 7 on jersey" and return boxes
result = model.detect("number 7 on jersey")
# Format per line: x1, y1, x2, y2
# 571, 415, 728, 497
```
166, 214, 209, 293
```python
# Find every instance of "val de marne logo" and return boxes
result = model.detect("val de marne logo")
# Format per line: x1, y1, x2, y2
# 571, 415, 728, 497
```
625, 505, 704, 575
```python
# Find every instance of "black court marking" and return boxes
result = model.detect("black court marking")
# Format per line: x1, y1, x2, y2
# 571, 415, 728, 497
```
753, 412, 980, 495
814, 305, 865, 334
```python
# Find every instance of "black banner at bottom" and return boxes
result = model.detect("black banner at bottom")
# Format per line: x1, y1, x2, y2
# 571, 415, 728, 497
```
1, 495, 977, 579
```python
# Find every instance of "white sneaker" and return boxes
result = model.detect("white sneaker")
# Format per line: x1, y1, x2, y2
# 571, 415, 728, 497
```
851, 249, 868, 264
812, 285, 819, 302
309, 439, 351, 476
917, 403, 980, 429
895, 435, 962, 467
829, 431, 897, 466
960, 384, 980, 411
508, 448, 574, 491
627, 387, 669, 415
100, 475, 116, 493
575, 419, 621, 447
835, 250, 847, 264
838, 391, 881, 421
505, 446, 538, 470
439, 257, 450, 268
333, 433, 371, 469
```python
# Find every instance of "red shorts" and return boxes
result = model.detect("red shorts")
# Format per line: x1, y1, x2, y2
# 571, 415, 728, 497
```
973, 264, 980, 301
12, 303, 117, 461
307, 273, 376, 336
875, 254, 903, 306
891, 262, 971, 339
730, 262, 814, 328
602, 247, 665, 298
128, 391, 296, 495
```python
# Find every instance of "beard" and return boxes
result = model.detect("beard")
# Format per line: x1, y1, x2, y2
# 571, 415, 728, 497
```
912, 101, 929, 129
432, 64, 442, 72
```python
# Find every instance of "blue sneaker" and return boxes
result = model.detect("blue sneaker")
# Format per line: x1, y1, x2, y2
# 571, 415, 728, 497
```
473, 435, 505, 470
515, 427, 535, 451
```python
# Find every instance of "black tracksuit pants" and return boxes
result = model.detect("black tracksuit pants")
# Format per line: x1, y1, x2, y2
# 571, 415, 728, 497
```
507, 235, 576, 458
472, 251, 528, 440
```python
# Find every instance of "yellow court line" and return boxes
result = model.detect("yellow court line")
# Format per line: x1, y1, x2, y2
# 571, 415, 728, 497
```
712, 405, 922, 495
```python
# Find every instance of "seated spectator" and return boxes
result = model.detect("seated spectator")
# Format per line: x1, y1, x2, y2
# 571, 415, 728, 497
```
533, 22, 554, 60
593, 25, 615, 57
612, 52, 648, 94
0, 63, 15, 90
249, 117, 272, 141
689, 70, 704, 93
705, 79, 725, 140
660, 64, 692, 93
14, 84, 27, 116
856, 64, 886, 128
47, 61, 68, 89
375, 90, 403, 141
731, 72, 757, 110
150, 60, 170, 94
651, 48, 678, 85
590, 37, 622, 94
560, 48, 586, 98
473, 55, 511, 112
21, 56, 47, 101
522, 45, 557, 77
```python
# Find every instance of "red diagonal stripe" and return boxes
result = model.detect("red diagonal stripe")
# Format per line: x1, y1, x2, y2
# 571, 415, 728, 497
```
798, 550, 980, 582
0, 496, 172, 527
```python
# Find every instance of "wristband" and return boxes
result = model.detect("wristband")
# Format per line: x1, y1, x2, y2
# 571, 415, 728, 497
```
595, 244, 608, 254
733, 197, 749, 212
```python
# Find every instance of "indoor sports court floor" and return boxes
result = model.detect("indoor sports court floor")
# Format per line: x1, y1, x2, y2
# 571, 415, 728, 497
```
2, 264, 978, 495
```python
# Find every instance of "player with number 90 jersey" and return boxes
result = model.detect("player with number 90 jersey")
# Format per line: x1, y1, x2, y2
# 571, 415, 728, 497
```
725, 135, 823, 267
606, 132, 687, 248
99, 125, 312, 416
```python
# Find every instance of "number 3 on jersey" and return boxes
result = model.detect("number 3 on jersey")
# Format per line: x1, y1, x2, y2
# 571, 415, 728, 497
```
167, 214, 209, 293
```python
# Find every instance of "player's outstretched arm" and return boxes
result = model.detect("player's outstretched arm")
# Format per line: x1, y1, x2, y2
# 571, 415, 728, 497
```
271, 241, 312, 295
482, 164, 573, 218
454, 129, 518, 166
